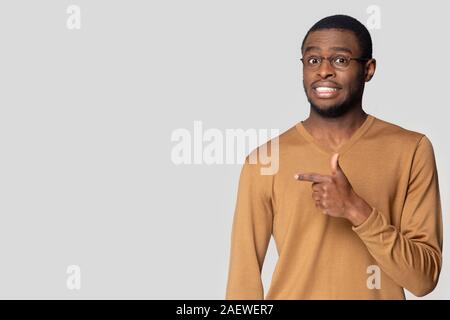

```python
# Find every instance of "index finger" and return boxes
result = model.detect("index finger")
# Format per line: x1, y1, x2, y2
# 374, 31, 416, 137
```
294, 173, 329, 183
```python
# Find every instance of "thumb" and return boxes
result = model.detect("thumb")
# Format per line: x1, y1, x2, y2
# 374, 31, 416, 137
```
330, 153, 343, 176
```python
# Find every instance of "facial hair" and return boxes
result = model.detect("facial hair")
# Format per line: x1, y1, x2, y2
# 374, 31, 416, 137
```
303, 76, 365, 118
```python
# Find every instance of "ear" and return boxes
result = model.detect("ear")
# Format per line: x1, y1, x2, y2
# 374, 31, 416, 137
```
364, 58, 376, 82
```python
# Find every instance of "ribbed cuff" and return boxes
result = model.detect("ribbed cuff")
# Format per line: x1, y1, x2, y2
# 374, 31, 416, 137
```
351, 206, 379, 234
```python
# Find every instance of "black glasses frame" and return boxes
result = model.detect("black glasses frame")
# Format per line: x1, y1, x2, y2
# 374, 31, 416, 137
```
300, 55, 371, 69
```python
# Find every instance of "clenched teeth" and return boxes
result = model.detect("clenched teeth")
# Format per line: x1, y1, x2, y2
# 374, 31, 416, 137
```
315, 87, 338, 92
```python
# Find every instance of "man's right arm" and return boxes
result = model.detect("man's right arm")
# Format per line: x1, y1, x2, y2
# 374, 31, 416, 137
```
225, 156, 274, 300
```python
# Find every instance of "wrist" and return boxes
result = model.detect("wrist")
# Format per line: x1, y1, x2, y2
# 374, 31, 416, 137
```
345, 191, 372, 226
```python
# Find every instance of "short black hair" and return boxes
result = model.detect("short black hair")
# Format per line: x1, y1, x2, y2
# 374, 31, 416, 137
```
301, 14, 373, 59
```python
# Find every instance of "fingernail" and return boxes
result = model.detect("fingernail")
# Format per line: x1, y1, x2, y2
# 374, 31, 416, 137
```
294, 174, 299, 180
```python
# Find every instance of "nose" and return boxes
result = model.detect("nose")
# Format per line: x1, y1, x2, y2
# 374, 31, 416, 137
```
317, 59, 335, 79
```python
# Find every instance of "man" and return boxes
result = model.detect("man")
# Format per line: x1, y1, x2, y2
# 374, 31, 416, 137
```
225, 14, 443, 299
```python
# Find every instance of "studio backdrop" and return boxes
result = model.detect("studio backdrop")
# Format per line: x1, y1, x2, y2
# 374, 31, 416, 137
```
0, 0, 448, 299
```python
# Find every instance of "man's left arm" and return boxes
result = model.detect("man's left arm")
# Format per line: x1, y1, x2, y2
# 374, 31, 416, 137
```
296, 135, 443, 297
350, 135, 443, 297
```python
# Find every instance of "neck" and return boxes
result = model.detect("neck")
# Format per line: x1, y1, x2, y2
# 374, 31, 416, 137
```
302, 107, 368, 142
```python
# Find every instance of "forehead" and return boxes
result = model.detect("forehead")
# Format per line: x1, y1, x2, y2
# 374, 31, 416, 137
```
303, 29, 361, 55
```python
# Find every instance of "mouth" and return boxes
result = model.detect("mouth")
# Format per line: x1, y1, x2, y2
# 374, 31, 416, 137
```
312, 86, 341, 99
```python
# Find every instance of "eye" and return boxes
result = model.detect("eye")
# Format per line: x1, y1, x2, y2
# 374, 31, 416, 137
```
333, 56, 349, 65
307, 56, 321, 65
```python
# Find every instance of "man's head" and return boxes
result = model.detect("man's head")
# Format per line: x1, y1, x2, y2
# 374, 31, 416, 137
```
301, 15, 376, 118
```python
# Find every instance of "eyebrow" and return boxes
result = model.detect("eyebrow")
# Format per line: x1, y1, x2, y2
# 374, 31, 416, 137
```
303, 46, 353, 54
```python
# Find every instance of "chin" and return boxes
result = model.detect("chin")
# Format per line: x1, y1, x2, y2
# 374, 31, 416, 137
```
310, 100, 350, 118
312, 100, 342, 110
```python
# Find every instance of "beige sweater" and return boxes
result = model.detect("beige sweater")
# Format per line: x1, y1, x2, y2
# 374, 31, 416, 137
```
225, 114, 443, 299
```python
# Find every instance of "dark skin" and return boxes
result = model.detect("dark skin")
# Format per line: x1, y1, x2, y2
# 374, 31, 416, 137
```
294, 29, 377, 226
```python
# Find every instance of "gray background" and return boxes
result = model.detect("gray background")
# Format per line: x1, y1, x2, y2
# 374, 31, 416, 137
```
0, 0, 448, 299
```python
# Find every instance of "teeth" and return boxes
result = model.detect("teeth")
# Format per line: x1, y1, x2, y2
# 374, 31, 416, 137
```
315, 87, 338, 92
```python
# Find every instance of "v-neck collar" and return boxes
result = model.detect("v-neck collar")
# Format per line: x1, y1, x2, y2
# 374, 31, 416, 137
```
295, 114, 375, 156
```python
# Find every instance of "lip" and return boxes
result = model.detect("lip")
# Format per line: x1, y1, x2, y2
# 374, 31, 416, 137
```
312, 82, 342, 99
312, 81, 342, 89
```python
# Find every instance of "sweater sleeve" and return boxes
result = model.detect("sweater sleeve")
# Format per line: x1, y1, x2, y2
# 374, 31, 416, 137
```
225, 155, 274, 300
352, 135, 443, 297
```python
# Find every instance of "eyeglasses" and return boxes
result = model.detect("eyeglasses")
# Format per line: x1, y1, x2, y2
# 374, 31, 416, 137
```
300, 55, 370, 70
